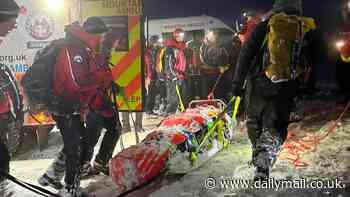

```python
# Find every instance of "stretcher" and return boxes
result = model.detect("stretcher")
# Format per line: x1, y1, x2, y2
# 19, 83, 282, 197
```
110, 98, 240, 195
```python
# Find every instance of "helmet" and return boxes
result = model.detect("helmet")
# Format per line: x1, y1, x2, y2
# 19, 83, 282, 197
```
273, 0, 302, 14
149, 35, 160, 44
243, 11, 256, 19
83, 17, 109, 34
173, 28, 185, 39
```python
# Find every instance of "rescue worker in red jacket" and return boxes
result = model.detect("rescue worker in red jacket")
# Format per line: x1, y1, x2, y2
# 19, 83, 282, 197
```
38, 18, 115, 197
161, 28, 188, 114
82, 30, 123, 179
186, 31, 206, 100
0, 65, 21, 186
145, 35, 163, 115
0, 0, 21, 192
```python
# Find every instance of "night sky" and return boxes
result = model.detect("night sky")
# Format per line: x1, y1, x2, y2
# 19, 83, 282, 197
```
143, 0, 346, 33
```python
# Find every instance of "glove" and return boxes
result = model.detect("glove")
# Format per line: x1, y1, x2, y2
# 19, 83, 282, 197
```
219, 65, 229, 74
231, 82, 244, 97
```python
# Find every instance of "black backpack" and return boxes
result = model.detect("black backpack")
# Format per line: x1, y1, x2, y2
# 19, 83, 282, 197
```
21, 39, 69, 113
200, 38, 240, 69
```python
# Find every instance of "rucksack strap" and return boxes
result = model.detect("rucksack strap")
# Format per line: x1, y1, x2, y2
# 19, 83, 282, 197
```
0, 64, 22, 118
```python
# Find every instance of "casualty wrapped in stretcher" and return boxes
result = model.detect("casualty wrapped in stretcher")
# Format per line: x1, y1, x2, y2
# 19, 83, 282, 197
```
110, 99, 240, 195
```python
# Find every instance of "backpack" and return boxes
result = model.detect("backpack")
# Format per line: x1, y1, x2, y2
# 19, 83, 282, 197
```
21, 39, 70, 113
22, 36, 112, 114
200, 38, 240, 71
262, 13, 316, 83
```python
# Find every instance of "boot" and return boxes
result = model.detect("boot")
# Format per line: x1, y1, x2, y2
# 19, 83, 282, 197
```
80, 162, 98, 180
60, 175, 87, 197
92, 159, 109, 176
38, 173, 63, 190
254, 167, 269, 182
80, 159, 109, 179
38, 151, 65, 190
0, 180, 14, 197
59, 185, 87, 197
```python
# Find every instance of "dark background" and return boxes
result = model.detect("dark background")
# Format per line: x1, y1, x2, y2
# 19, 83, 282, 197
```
143, 0, 346, 33
143, 0, 350, 89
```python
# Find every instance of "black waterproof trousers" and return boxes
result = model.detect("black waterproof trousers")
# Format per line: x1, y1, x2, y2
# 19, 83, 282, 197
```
245, 75, 299, 171
53, 114, 85, 187
145, 80, 157, 113
0, 139, 10, 182
187, 74, 207, 100
84, 111, 121, 166
165, 79, 187, 114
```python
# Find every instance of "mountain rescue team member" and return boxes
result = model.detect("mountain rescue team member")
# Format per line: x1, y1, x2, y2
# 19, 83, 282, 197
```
0, 0, 19, 193
0, 65, 20, 184
231, 0, 319, 180
200, 29, 241, 102
145, 35, 163, 115
186, 31, 207, 100
80, 25, 123, 178
162, 28, 188, 114
38, 17, 115, 197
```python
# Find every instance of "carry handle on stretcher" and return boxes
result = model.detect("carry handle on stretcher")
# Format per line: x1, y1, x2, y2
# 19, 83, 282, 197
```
188, 99, 226, 111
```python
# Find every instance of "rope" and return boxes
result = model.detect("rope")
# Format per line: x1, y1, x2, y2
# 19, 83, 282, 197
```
280, 101, 350, 168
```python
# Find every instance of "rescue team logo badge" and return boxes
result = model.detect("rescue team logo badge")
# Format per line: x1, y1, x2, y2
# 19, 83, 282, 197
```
25, 13, 54, 40
73, 55, 83, 64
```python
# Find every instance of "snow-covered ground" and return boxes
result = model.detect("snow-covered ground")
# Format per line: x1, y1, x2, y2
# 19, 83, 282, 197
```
2, 99, 350, 197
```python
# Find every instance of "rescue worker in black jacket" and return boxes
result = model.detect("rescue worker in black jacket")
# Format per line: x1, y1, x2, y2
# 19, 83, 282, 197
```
200, 29, 241, 102
162, 28, 188, 114
231, 0, 320, 180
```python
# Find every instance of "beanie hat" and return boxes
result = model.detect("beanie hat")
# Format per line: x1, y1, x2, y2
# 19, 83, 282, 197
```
149, 35, 160, 44
0, 0, 19, 23
83, 17, 109, 34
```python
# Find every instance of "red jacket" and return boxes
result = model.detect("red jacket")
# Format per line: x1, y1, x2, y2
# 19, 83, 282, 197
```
239, 17, 261, 44
53, 23, 114, 117
145, 47, 160, 81
0, 66, 19, 119
339, 32, 350, 60
164, 39, 187, 80
0, 80, 19, 120
0, 92, 11, 115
